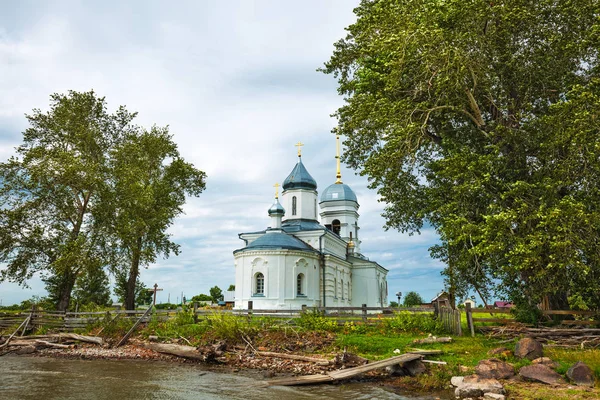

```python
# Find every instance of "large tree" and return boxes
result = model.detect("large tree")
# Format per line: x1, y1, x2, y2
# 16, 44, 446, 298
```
0, 91, 136, 311
323, 1, 600, 310
101, 127, 206, 310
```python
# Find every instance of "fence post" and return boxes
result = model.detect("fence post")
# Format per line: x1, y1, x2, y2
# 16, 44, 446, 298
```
362, 304, 367, 322
456, 309, 462, 336
433, 301, 439, 319
301, 304, 307, 314
466, 303, 475, 337
247, 300, 253, 320
193, 302, 198, 323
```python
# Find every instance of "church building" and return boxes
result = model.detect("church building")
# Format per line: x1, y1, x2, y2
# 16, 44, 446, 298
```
233, 139, 388, 310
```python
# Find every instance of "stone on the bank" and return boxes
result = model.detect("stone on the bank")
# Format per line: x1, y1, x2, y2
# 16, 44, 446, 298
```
404, 359, 426, 377
483, 393, 506, 400
532, 357, 559, 369
515, 337, 543, 360
475, 358, 515, 379
385, 363, 406, 376
451, 376, 464, 387
386, 359, 426, 377
566, 361, 595, 387
519, 364, 565, 385
454, 375, 504, 399
148, 335, 158, 342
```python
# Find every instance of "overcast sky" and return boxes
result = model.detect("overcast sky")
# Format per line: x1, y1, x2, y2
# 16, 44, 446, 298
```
0, 0, 447, 307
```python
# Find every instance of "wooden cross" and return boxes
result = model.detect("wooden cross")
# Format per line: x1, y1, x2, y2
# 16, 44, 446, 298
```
295, 141, 304, 157
146, 283, 163, 306
273, 182, 280, 199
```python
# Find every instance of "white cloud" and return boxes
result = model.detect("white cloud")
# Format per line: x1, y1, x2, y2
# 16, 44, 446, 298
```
0, 0, 445, 305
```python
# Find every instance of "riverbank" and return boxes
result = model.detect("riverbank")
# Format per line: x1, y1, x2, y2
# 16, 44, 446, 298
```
2, 311, 600, 399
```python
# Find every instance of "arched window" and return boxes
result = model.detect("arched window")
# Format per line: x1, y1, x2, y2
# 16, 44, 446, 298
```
297, 273, 304, 296
341, 279, 344, 300
292, 196, 297, 216
254, 273, 264, 295
332, 219, 341, 235
333, 277, 337, 298
347, 281, 351, 301
314, 199, 317, 218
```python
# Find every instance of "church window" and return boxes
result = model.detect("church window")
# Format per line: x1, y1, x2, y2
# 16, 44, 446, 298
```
254, 273, 264, 295
332, 219, 341, 235
314, 199, 317, 218
333, 277, 337, 298
292, 196, 297, 216
341, 279, 344, 299
347, 281, 351, 300
297, 273, 305, 296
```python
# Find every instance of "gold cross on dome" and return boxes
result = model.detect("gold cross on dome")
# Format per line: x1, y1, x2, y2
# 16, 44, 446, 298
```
295, 141, 304, 157
273, 183, 280, 199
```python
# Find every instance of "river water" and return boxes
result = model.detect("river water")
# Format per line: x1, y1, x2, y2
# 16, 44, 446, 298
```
0, 356, 449, 400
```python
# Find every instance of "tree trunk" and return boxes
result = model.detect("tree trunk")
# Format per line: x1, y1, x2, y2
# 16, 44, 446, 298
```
124, 237, 142, 310
56, 269, 77, 312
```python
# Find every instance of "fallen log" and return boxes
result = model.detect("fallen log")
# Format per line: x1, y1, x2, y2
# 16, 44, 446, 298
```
7, 340, 74, 349
255, 351, 332, 366
413, 336, 452, 344
59, 333, 103, 345
265, 353, 423, 386
140, 343, 207, 361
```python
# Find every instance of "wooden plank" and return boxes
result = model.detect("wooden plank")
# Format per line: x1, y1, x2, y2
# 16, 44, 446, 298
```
469, 308, 513, 314
265, 353, 422, 386
116, 306, 153, 347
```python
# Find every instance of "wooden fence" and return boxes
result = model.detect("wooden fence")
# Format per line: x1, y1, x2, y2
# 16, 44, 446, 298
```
2, 305, 464, 334
464, 304, 600, 336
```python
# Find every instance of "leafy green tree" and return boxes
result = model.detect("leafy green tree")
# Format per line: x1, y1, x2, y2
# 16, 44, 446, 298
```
100, 127, 206, 310
389, 301, 399, 308
113, 270, 153, 306
191, 293, 213, 303
323, 0, 600, 311
72, 263, 112, 307
403, 291, 424, 307
227, 284, 235, 291
0, 91, 136, 311
210, 286, 223, 303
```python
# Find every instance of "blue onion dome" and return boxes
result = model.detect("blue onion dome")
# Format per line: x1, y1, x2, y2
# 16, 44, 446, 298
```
268, 198, 285, 216
237, 232, 313, 252
320, 183, 358, 203
282, 157, 317, 190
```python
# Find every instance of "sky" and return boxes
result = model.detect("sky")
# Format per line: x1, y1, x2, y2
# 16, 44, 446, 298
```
0, 0, 447, 307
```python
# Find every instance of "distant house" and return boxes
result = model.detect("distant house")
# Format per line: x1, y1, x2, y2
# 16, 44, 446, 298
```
463, 299, 476, 308
431, 292, 450, 308
494, 301, 514, 309
223, 290, 235, 307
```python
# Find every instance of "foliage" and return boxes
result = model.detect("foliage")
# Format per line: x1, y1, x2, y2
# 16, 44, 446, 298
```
191, 294, 213, 303
322, 0, 600, 310
98, 126, 206, 310
113, 270, 152, 306
296, 310, 339, 332
0, 90, 137, 311
205, 312, 258, 343
209, 286, 223, 303
403, 291, 424, 307
388, 301, 398, 308
154, 303, 178, 310
72, 263, 112, 308
381, 312, 444, 334
227, 284, 235, 291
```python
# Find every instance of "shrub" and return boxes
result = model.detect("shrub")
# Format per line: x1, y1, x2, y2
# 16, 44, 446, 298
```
381, 312, 444, 334
296, 310, 339, 332
205, 312, 257, 343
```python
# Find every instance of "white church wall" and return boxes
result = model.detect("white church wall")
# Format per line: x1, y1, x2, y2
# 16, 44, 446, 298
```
350, 263, 388, 307
281, 189, 318, 221
234, 250, 320, 309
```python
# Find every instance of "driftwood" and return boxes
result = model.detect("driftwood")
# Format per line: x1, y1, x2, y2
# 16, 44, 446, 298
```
7, 339, 74, 349
59, 333, 103, 345
407, 348, 443, 355
140, 343, 209, 361
413, 336, 452, 344
255, 351, 332, 366
264, 353, 423, 386
116, 306, 153, 347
